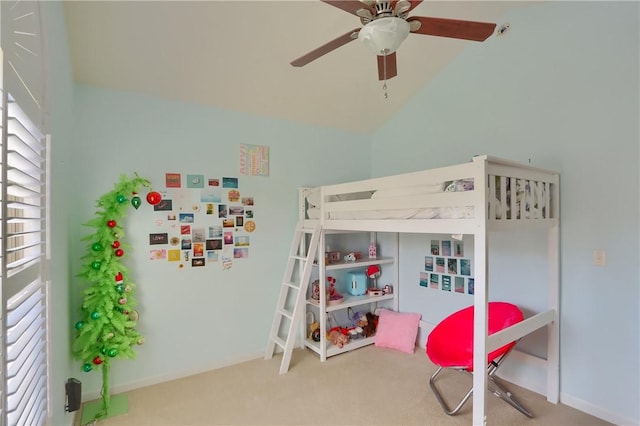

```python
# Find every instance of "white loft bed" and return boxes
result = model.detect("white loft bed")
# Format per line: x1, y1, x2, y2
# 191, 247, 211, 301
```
299, 155, 560, 425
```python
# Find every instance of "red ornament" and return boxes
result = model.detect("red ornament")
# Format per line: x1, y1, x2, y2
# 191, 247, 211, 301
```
115, 272, 123, 282
112, 240, 121, 249
115, 248, 124, 257
107, 220, 117, 228
146, 191, 162, 205
92, 356, 103, 365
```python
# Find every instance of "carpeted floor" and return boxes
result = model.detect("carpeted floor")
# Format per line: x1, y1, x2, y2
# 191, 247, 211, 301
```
78, 345, 611, 425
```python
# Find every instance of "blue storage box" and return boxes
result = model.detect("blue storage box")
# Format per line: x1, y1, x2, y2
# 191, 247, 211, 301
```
347, 271, 367, 296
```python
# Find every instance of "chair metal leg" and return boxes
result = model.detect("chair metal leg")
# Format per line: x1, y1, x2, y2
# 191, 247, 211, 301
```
428, 354, 533, 418
429, 366, 474, 415
488, 374, 534, 418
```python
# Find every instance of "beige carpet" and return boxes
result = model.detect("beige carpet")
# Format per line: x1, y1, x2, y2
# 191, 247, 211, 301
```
79, 345, 611, 426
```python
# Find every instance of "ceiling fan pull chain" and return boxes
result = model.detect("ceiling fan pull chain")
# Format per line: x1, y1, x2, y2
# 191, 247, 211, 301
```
383, 52, 389, 99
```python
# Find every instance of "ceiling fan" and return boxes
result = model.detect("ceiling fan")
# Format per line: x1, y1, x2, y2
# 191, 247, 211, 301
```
291, 0, 497, 81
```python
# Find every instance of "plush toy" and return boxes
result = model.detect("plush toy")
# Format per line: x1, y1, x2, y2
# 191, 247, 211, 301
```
308, 322, 321, 342
328, 329, 349, 348
344, 252, 357, 262
362, 312, 379, 338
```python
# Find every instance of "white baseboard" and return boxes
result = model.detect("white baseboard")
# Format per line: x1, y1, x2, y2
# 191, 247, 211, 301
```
560, 392, 638, 426
82, 351, 265, 401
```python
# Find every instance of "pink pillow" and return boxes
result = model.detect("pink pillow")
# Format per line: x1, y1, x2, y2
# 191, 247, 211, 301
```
374, 309, 422, 354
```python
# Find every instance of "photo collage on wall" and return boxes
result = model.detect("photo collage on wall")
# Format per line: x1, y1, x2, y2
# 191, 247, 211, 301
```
148, 173, 257, 269
419, 239, 474, 295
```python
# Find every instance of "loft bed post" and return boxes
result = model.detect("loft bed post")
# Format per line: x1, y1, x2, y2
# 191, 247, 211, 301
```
547, 174, 561, 402
472, 158, 489, 426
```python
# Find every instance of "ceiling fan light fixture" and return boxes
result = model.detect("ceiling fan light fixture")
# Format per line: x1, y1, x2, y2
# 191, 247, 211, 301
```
358, 16, 410, 56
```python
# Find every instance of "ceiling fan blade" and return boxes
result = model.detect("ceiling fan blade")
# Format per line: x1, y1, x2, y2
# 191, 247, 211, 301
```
377, 53, 398, 80
322, 0, 375, 16
407, 16, 496, 41
291, 29, 360, 67
407, 0, 423, 13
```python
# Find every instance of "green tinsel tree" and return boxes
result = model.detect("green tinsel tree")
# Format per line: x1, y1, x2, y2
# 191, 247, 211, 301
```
73, 173, 157, 419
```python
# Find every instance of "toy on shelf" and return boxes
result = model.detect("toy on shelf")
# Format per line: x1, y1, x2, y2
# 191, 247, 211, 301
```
368, 241, 377, 258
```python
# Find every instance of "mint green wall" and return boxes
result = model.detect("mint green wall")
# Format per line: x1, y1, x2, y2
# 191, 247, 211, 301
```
69, 85, 371, 400
372, 2, 639, 424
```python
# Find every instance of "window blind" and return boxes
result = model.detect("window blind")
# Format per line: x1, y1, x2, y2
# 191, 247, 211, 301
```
1, 89, 48, 426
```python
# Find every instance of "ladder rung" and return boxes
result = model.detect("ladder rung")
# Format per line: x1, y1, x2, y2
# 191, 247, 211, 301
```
284, 281, 299, 289
272, 336, 286, 349
291, 255, 306, 261
279, 308, 293, 320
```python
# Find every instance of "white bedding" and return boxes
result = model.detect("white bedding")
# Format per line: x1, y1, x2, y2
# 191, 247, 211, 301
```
306, 179, 475, 220
304, 169, 548, 222
306, 206, 474, 220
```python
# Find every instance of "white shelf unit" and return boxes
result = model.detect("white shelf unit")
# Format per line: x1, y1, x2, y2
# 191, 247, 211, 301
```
304, 231, 398, 361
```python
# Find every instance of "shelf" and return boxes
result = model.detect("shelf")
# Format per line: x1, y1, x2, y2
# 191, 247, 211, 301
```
305, 335, 376, 358
307, 293, 394, 312
318, 256, 394, 271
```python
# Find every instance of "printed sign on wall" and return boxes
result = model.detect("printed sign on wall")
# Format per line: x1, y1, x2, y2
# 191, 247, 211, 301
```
147, 172, 257, 270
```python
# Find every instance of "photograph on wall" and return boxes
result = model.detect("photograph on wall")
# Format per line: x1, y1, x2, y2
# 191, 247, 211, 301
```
207, 251, 218, 262
424, 256, 433, 272
234, 248, 249, 259
218, 204, 227, 218
201, 190, 221, 203
165, 173, 181, 188
460, 259, 471, 276
435, 257, 445, 273
193, 243, 204, 257
180, 225, 191, 235
223, 232, 234, 244
442, 275, 451, 291
442, 240, 452, 256
430, 240, 440, 255
208, 178, 220, 187
186, 174, 205, 188
149, 249, 167, 260
447, 258, 458, 274
455, 276, 465, 293
454, 241, 464, 257
208, 226, 222, 238
468, 278, 475, 295
419, 272, 428, 287
429, 273, 439, 289
192, 258, 205, 267
222, 177, 238, 188
179, 213, 194, 223
192, 228, 205, 242
206, 239, 222, 250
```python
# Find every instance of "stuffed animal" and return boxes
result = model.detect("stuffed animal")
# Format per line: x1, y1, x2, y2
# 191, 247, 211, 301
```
344, 252, 357, 262
328, 329, 349, 348
308, 321, 320, 342
362, 312, 379, 338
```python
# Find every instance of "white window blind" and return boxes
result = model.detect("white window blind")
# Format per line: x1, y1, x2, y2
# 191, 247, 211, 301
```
1, 88, 48, 425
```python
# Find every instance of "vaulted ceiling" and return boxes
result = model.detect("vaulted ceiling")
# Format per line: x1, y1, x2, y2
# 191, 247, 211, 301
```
63, 1, 531, 134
